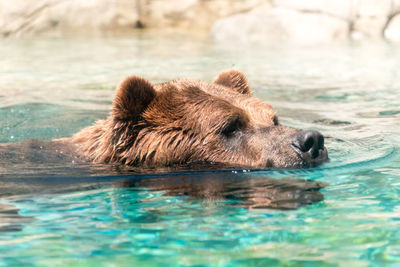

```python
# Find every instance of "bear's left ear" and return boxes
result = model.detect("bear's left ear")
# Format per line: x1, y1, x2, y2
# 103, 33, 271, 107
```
112, 76, 156, 121
213, 70, 251, 95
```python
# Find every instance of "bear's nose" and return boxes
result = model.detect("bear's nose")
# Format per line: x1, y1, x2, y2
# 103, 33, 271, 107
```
292, 130, 325, 160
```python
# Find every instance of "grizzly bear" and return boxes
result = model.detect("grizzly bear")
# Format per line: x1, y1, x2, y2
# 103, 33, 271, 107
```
70, 70, 328, 169
0, 70, 329, 209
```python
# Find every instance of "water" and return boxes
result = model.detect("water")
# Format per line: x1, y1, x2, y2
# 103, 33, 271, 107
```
0, 33, 400, 266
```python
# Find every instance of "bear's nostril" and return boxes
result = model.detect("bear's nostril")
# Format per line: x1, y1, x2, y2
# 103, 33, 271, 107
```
303, 137, 314, 152
293, 130, 325, 160
318, 135, 324, 150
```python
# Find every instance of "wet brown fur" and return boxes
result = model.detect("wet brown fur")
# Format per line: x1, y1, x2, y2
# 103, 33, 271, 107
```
72, 70, 302, 168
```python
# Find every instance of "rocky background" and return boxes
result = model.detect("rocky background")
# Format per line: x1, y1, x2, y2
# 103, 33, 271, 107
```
1, 0, 400, 43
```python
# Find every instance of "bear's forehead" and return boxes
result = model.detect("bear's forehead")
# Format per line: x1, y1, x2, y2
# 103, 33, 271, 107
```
154, 78, 277, 126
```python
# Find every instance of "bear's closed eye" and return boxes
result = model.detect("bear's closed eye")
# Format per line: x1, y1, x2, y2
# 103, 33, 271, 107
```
273, 116, 279, 126
221, 117, 243, 138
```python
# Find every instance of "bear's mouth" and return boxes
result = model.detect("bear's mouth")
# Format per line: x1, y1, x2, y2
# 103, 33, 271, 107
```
291, 144, 329, 168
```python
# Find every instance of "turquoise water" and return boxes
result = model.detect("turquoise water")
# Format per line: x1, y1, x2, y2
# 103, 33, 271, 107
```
0, 34, 400, 266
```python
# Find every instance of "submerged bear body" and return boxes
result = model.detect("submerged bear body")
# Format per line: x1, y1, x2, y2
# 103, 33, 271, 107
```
71, 70, 328, 169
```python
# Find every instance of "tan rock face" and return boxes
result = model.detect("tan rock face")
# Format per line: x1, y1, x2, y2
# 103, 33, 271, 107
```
0, 0, 267, 37
0, 0, 139, 37
210, 6, 349, 45
136, 0, 267, 31
351, 0, 392, 39
383, 0, 400, 42
2, 0, 400, 43
211, 0, 400, 44
273, 0, 355, 19
385, 14, 400, 41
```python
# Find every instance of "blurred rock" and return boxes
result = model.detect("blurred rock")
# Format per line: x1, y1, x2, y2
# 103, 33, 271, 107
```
137, 0, 267, 31
385, 14, 400, 42
0, 0, 139, 37
273, 0, 355, 19
210, 6, 348, 45
1, 0, 400, 43
351, 0, 392, 39
383, 0, 400, 42
0, 0, 267, 38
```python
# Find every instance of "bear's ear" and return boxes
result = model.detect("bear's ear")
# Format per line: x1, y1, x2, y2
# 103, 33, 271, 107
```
112, 76, 156, 121
213, 70, 251, 95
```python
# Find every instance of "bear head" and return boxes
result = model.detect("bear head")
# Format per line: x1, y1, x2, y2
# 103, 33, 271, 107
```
73, 70, 328, 169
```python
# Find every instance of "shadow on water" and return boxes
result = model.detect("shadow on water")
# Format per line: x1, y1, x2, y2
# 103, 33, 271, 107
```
0, 170, 327, 232
0, 140, 329, 232
0, 203, 35, 232
119, 173, 327, 210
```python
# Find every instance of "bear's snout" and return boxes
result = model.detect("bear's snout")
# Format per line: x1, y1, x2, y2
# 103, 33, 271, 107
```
291, 130, 328, 166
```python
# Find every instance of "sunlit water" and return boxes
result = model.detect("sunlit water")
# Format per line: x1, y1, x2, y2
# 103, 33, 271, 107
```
0, 33, 400, 266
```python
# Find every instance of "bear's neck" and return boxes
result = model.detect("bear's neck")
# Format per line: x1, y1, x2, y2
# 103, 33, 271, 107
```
72, 117, 141, 165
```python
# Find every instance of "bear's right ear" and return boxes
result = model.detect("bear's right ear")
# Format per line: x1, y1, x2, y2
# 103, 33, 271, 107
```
213, 70, 251, 95
112, 76, 156, 121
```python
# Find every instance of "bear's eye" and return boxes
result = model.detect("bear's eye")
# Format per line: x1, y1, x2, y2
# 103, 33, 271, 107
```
221, 117, 243, 137
273, 116, 279, 126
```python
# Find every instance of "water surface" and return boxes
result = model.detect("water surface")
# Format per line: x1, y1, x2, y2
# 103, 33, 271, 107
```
0, 34, 400, 266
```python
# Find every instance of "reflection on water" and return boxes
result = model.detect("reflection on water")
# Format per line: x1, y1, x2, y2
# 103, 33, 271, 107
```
0, 34, 400, 265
